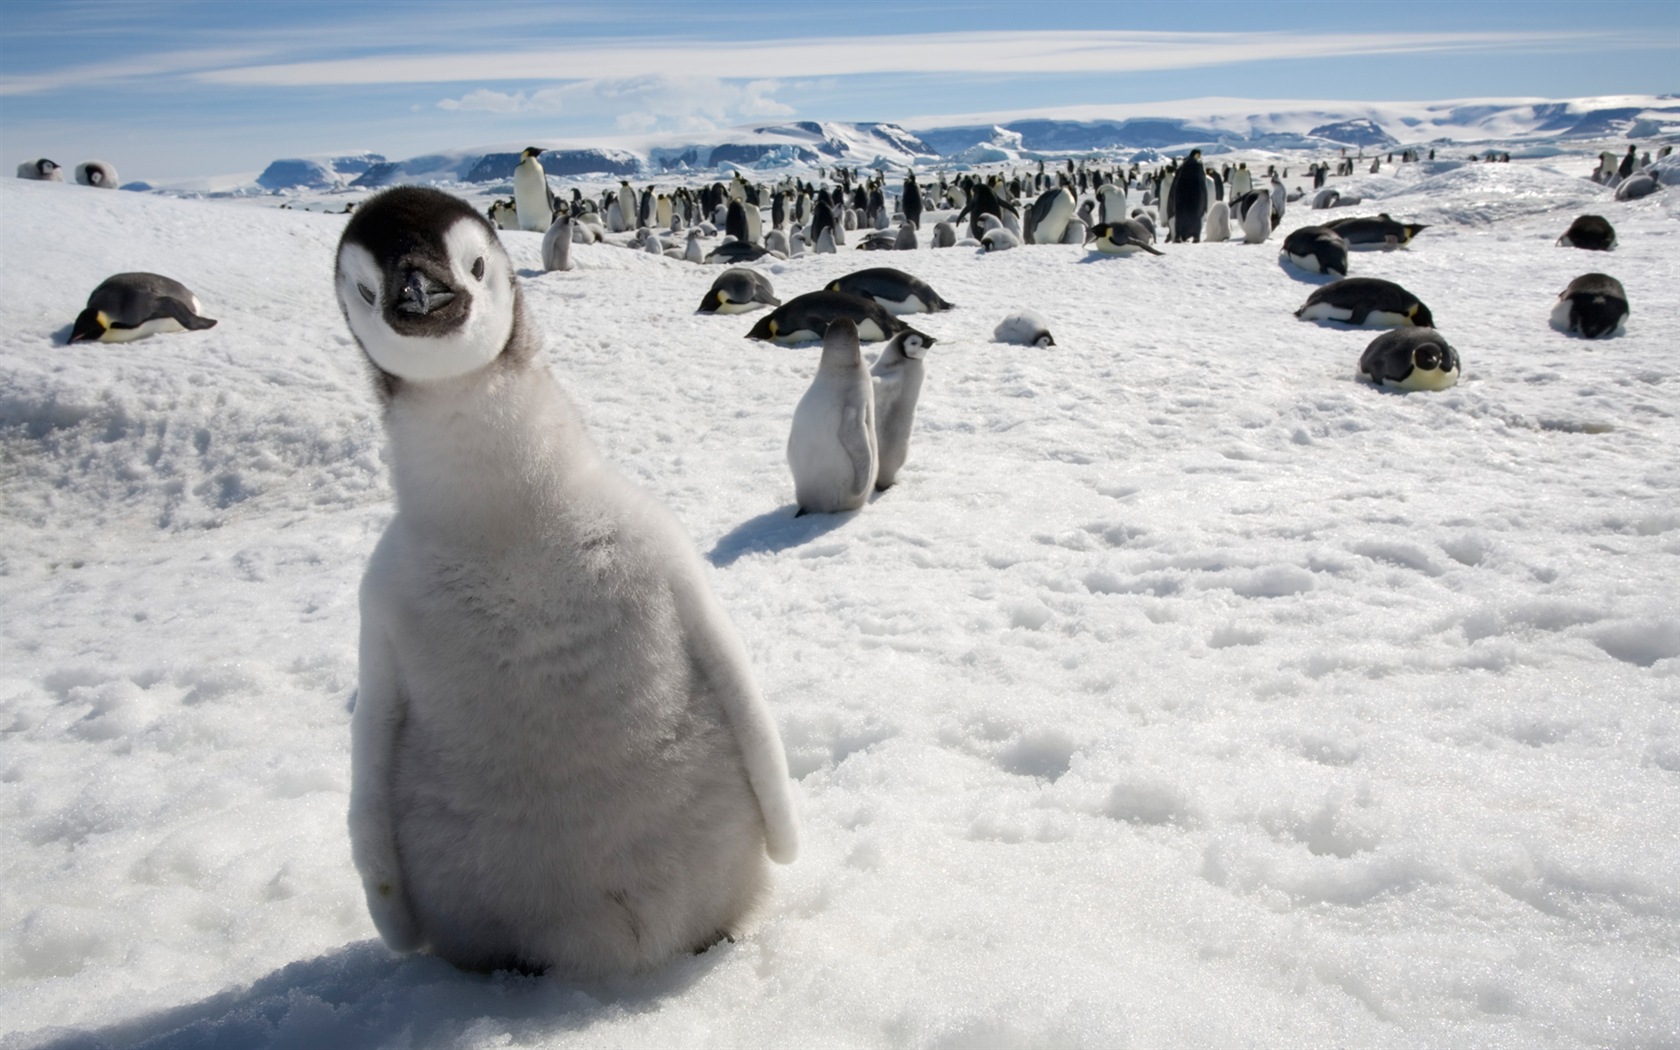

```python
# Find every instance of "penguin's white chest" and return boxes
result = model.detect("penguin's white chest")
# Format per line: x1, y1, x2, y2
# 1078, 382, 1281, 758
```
513, 160, 550, 232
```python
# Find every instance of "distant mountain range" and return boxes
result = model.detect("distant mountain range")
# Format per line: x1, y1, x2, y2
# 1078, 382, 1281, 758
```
246, 96, 1680, 192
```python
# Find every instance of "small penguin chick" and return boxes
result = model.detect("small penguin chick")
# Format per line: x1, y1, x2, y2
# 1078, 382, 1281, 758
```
994, 309, 1054, 347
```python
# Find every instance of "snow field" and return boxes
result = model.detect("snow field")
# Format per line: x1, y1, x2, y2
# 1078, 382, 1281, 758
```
1, 152, 1677, 1048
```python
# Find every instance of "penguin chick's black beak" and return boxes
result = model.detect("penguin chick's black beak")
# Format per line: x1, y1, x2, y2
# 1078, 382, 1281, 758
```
397, 270, 455, 315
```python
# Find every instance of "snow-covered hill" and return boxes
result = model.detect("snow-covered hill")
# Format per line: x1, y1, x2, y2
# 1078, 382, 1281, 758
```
231, 96, 1680, 192
1, 144, 1677, 1049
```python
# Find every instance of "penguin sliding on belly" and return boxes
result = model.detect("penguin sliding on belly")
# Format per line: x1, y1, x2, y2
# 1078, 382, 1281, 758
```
826, 267, 954, 314
1550, 273, 1628, 338
333, 186, 797, 978
69, 273, 219, 343
699, 268, 779, 314
1280, 226, 1350, 276
1089, 220, 1163, 256
747, 291, 932, 345
1295, 278, 1434, 328
1359, 328, 1461, 391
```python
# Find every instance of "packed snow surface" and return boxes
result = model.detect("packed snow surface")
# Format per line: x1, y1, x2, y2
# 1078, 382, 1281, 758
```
2, 149, 1678, 1049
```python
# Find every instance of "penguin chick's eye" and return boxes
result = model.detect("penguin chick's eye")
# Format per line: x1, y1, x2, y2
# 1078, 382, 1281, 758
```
357, 283, 376, 306
471, 257, 485, 281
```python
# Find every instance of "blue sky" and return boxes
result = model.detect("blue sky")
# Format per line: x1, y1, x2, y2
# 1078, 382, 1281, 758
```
2, 1, 1676, 181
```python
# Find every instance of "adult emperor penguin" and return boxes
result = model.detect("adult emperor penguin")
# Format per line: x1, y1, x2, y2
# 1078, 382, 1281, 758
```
1167, 149, 1208, 242
1090, 220, 1163, 256
870, 329, 930, 490
1280, 226, 1350, 276
17, 158, 62, 181
747, 290, 929, 345
1358, 328, 1461, 391
1550, 273, 1628, 338
1556, 214, 1616, 251
699, 268, 780, 313
513, 147, 554, 232
69, 272, 218, 342
334, 186, 797, 977
540, 212, 573, 272
1098, 182, 1127, 223
75, 160, 118, 188
826, 267, 953, 315
1295, 278, 1434, 328
1323, 213, 1427, 248
787, 319, 877, 515
1025, 186, 1075, 245
902, 172, 923, 229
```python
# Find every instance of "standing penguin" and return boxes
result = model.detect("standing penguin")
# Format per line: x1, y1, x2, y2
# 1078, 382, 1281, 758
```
788, 319, 877, 515
902, 173, 923, 229
333, 186, 797, 978
541, 213, 574, 272
870, 329, 930, 490
1167, 150, 1208, 243
513, 147, 554, 232
1239, 193, 1272, 244
1025, 186, 1075, 245
1204, 200, 1231, 242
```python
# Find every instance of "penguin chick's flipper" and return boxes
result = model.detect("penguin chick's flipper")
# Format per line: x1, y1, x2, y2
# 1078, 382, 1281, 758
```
154, 297, 219, 331
840, 406, 874, 498
347, 621, 423, 951
673, 573, 800, 865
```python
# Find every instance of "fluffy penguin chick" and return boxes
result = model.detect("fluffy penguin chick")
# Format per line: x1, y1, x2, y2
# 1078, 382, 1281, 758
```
787, 319, 877, 515
994, 310, 1055, 347
870, 330, 930, 490
334, 186, 798, 978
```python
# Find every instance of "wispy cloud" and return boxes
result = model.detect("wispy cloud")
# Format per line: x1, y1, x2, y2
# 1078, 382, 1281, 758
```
436, 75, 792, 132
183, 29, 1624, 89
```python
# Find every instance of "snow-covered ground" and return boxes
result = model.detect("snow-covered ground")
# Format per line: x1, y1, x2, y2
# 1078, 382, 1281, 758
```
2, 147, 1677, 1049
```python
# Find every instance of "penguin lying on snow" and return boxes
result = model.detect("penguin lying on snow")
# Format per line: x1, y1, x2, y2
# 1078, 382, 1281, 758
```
1322, 213, 1427, 248
994, 310, 1055, 347
1556, 215, 1616, 251
1550, 273, 1628, 338
1359, 328, 1460, 391
75, 160, 118, 188
747, 290, 932, 345
699, 268, 779, 314
333, 186, 797, 977
826, 267, 953, 314
1280, 226, 1350, 276
17, 158, 62, 181
1295, 278, 1433, 328
69, 273, 219, 343
1090, 220, 1163, 255
707, 241, 773, 264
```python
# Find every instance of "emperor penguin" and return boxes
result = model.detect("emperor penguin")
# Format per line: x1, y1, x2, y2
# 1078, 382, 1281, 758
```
75, 160, 118, 188
1557, 214, 1616, 252
1025, 186, 1075, 245
826, 267, 953, 315
333, 186, 798, 978
1204, 199, 1230, 242
1097, 183, 1128, 223
513, 147, 554, 232
1167, 150, 1208, 243
993, 310, 1054, 348
684, 229, 706, 263
787, 319, 877, 515
1358, 328, 1461, 391
765, 228, 791, 256
69, 272, 219, 343
1550, 273, 1628, 338
931, 221, 957, 248
1090, 221, 1163, 256
17, 158, 62, 181
870, 329, 930, 490
902, 173, 923, 228
540, 213, 574, 272
1296, 278, 1434, 328
1280, 226, 1350, 276
617, 181, 637, 234
1239, 193, 1272, 244
699, 268, 779, 313
747, 290, 927, 345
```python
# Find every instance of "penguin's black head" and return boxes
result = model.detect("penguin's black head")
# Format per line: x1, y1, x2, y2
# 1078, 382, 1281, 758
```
335, 186, 519, 387
1410, 301, 1435, 329
521, 146, 543, 159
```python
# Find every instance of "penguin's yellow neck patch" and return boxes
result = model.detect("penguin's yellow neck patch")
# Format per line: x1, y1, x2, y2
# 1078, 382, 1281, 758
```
768, 319, 778, 335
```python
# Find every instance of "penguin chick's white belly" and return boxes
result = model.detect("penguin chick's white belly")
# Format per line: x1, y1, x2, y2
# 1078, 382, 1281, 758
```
1549, 298, 1576, 332
365, 516, 769, 976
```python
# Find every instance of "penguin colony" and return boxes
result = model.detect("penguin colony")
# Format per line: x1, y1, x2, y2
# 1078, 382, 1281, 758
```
22, 135, 1661, 977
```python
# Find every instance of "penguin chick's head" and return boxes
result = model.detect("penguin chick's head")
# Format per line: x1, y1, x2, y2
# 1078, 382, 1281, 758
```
335, 186, 516, 384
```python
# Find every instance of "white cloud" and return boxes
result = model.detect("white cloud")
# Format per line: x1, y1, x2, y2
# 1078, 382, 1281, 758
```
191, 29, 1644, 89
436, 75, 796, 131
